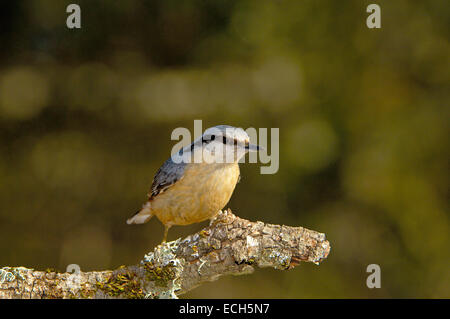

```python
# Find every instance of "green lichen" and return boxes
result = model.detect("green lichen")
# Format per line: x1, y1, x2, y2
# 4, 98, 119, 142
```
143, 262, 177, 288
45, 268, 59, 274
246, 258, 256, 265
1, 266, 29, 283
45, 280, 71, 299
140, 240, 185, 298
96, 270, 144, 299
78, 283, 96, 299
260, 248, 291, 270
199, 230, 209, 238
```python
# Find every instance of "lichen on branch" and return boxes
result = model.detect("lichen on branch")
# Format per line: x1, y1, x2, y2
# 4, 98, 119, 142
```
0, 209, 330, 299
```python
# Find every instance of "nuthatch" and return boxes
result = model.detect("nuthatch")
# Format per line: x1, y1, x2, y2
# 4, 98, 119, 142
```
127, 125, 262, 242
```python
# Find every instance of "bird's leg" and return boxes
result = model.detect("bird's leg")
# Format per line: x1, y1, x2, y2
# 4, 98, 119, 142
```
161, 224, 172, 243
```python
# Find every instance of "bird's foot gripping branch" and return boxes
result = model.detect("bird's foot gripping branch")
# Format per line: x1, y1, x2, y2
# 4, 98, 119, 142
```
0, 209, 330, 299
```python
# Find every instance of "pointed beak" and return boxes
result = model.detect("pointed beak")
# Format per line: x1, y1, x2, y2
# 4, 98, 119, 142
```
245, 143, 263, 152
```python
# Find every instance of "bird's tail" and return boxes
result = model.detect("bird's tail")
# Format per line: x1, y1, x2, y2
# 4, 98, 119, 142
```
127, 202, 153, 225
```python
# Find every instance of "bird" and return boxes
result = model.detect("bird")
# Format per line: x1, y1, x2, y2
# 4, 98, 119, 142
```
126, 125, 262, 243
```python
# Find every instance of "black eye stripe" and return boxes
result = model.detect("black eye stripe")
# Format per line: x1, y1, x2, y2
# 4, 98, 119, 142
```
202, 135, 216, 144
201, 135, 241, 145
222, 137, 241, 145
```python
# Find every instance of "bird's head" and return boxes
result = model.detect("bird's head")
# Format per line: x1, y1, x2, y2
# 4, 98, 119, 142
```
186, 125, 262, 164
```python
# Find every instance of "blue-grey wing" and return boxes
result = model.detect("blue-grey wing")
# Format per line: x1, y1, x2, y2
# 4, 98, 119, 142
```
149, 158, 186, 199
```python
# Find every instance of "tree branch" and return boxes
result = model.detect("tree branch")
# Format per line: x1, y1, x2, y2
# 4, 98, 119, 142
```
0, 209, 330, 299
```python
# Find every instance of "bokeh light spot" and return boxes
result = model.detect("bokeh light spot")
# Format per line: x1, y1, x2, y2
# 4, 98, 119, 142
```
0, 67, 50, 120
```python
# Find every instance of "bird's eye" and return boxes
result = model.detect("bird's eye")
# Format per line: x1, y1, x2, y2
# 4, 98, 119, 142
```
202, 135, 215, 144
222, 136, 227, 144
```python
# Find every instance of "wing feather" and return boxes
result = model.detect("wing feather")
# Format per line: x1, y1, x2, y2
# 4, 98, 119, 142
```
148, 158, 186, 199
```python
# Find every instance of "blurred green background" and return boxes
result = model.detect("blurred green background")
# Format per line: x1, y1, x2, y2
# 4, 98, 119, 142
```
0, 0, 448, 298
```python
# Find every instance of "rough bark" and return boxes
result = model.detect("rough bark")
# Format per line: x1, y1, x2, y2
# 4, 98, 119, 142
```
0, 209, 330, 299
